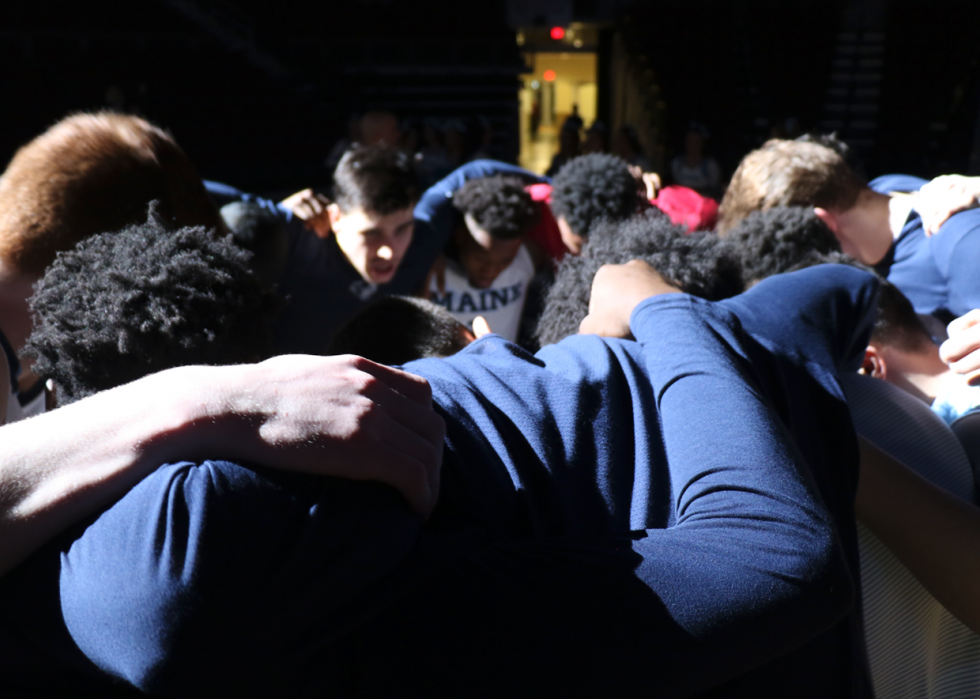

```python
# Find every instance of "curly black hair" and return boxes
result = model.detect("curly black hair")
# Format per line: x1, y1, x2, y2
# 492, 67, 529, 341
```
549, 153, 637, 239
535, 211, 744, 346
723, 206, 842, 283
329, 295, 471, 365
26, 204, 285, 404
451, 176, 539, 240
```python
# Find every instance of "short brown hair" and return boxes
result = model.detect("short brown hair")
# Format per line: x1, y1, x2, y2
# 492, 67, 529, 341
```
332, 146, 419, 216
717, 139, 866, 235
0, 112, 221, 277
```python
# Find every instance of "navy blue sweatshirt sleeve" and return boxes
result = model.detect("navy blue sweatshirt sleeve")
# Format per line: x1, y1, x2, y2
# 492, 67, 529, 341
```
48, 462, 422, 696
620, 294, 853, 693
202, 179, 294, 222
868, 174, 928, 194
930, 209, 980, 317
721, 264, 879, 375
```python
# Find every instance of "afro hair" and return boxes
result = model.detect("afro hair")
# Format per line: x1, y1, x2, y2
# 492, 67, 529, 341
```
723, 206, 843, 283
549, 153, 638, 239
535, 211, 744, 346
452, 176, 539, 240
329, 295, 471, 365
26, 203, 285, 404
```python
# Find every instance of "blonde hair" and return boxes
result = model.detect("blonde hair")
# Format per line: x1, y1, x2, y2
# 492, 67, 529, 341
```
718, 139, 866, 235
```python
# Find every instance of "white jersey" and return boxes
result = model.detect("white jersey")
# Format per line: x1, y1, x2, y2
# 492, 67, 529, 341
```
429, 245, 534, 343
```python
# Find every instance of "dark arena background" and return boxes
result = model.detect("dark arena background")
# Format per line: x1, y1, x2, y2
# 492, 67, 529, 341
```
5, 0, 980, 196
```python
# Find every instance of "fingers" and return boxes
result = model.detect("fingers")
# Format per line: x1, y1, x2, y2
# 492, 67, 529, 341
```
349, 357, 446, 460
940, 310, 980, 383
280, 189, 314, 216
377, 412, 443, 515
472, 316, 492, 338
373, 447, 437, 516
940, 310, 980, 363
352, 356, 433, 407
237, 355, 446, 515
365, 374, 446, 453
914, 178, 980, 236
353, 363, 445, 516
642, 172, 661, 200
331, 402, 441, 516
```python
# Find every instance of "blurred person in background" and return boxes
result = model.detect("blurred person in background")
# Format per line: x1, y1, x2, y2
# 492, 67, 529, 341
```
671, 122, 722, 199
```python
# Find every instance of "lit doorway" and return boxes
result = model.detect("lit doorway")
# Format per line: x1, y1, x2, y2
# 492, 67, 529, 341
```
519, 51, 597, 175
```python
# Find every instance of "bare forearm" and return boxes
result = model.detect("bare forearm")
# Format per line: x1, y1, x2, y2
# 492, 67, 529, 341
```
0, 365, 234, 578
0, 356, 443, 578
856, 436, 980, 633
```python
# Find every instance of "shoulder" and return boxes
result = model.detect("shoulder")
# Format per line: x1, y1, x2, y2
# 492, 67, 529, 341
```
869, 174, 928, 195
937, 206, 980, 239
721, 265, 880, 374
929, 207, 980, 268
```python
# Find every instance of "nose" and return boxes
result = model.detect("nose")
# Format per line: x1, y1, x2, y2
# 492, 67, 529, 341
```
377, 245, 394, 260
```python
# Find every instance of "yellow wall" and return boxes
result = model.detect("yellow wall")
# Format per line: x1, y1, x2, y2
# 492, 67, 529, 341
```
527, 52, 597, 126
519, 51, 598, 173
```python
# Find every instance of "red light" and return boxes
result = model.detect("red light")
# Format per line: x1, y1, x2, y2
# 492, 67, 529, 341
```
543, 70, 556, 82
550, 26, 565, 40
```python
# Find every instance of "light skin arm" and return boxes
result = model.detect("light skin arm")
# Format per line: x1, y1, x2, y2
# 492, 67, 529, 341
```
856, 435, 980, 634
0, 354, 445, 579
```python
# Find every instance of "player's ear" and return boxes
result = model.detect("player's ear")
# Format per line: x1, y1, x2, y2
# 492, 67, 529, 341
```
813, 206, 840, 235
327, 203, 343, 229
860, 345, 887, 380
0, 349, 8, 425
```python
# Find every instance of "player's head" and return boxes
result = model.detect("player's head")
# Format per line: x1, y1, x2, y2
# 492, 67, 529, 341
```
536, 211, 743, 346
867, 281, 934, 356
329, 295, 475, 365
26, 204, 283, 404
850, 277, 958, 406
549, 153, 638, 255
451, 176, 538, 289
328, 146, 420, 285
0, 112, 221, 281
718, 139, 866, 234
